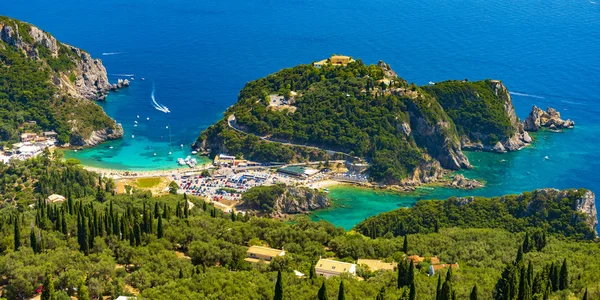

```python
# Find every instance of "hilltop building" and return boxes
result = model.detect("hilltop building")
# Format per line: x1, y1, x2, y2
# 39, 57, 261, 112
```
314, 55, 354, 68
245, 246, 285, 264
357, 259, 397, 271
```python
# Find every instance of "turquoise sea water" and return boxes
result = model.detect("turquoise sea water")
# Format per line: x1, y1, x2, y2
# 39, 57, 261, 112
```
4, 0, 600, 228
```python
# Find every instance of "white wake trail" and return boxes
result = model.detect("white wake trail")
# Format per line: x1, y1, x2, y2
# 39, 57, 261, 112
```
509, 92, 545, 99
151, 85, 170, 113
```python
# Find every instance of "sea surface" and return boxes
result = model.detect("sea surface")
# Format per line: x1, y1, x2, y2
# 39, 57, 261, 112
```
5, 0, 600, 229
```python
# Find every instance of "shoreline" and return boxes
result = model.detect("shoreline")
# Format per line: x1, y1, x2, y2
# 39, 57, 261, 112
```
81, 164, 210, 178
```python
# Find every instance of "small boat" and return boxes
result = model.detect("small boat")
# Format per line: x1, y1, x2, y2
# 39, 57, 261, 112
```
134, 121, 138, 124
74, 149, 78, 152
429, 81, 435, 85
131, 77, 134, 80
134, 124, 137, 127
544, 156, 549, 160
137, 115, 140, 118
191, 150, 198, 155
178, 158, 186, 165
165, 126, 169, 129
181, 144, 184, 147
168, 151, 172, 155
141, 78, 145, 81
146, 117, 150, 121
154, 153, 157, 156
109, 146, 114, 149
132, 135, 135, 138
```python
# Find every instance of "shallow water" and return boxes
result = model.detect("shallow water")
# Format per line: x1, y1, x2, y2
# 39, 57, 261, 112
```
4, 0, 599, 228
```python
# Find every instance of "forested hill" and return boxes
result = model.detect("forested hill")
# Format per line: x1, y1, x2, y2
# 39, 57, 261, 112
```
0, 155, 599, 299
195, 58, 530, 184
354, 188, 598, 240
0, 16, 122, 147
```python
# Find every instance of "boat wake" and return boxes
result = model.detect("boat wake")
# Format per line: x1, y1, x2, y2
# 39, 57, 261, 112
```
509, 92, 545, 99
102, 52, 125, 56
151, 84, 170, 113
109, 73, 135, 77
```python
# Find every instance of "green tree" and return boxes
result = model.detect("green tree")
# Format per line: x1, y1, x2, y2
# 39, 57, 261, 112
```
274, 270, 283, 300
169, 181, 179, 194
77, 280, 90, 300
436, 274, 442, 300
516, 245, 523, 264
582, 288, 588, 300
375, 287, 385, 300
157, 215, 164, 239
41, 273, 56, 300
337, 281, 345, 300
403, 235, 408, 253
559, 259, 568, 290
409, 282, 416, 300
470, 284, 478, 300
522, 232, 531, 253
30, 228, 38, 253
318, 281, 328, 300
14, 219, 21, 251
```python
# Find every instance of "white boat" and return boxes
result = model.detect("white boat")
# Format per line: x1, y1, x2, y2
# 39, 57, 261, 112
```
134, 124, 137, 127
544, 156, 549, 160
132, 135, 135, 138
137, 115, 139, 118
154, 153, 157, 156
131, 77, 135, 80
74, 149, 78, 152
429, 81, 435, 85
191, 151, 198, 155
168, 151, 172, 155
134, 121, 138, 124
141, 78, 145, 81
177, 158, 186, 165
166, 126, 169, 129
109, 146, 114, 149
146, 117, 150, 121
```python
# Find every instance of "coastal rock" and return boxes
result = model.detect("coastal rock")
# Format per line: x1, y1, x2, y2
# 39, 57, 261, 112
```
398, 122, 411, 136
522, 131, 532, 143
70, 123, 124, 147
447, 174, 484, 190
492, 142, 506, 153
270, 187, 330, 218
0, 20, 111, 101
403, 160, 445, 185
377, 60, 398, 78
524, 106, 575, 132
110, 78, 131, 91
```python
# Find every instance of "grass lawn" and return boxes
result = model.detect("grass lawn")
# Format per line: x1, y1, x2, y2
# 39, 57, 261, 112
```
136, 177, 163, 188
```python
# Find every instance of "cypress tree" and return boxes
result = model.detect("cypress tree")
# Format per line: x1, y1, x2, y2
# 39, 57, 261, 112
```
318, 281, 328, 300
582, 288, 588, 300
134, 222, 141, 246
436, 274, 442, 300
375, 287, 384, 300
61, 209, 67, 235
157, 215, 163, 239
337, 281, 345, 300
274, 270, 283, 300
559, 259, 568, 290
14, 218, 21, 251
403, 235, 408, 253
516, 245, 524, 264
30, 228, 38, 254
550, 262, 559, 291
154, 202, 159, 218
179, 268, 184, 279
41, 273, 56, 300
441, 281, 452, 300
409, 282, 416, 300
408, 259, 415, 286
309, 263, 316, 280
397, 260, 404, 288
470, 284, 478, 300
183, 200, 189, 218
523, 232, 531, 253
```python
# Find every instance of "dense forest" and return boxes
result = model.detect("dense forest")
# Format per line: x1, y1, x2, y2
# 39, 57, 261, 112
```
0, 16, 117, 147
354, 189, 598, 240
0, 155, 598, 299
196, 59, 521, 183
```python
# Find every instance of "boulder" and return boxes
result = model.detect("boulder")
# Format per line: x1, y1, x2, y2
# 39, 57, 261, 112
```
493, 142, 506, 153
524, 106, 575, 132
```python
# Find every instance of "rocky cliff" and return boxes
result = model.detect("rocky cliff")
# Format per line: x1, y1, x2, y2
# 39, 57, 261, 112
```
0, 16, 122, 147
271, 187, 330, 218
0, 18, 111, 101
524, 106, 575, 131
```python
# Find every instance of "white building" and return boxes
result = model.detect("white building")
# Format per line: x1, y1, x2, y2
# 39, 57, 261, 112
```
315, 258, 357, 278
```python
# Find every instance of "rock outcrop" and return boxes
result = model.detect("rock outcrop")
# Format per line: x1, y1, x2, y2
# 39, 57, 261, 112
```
109, 78, 130, 92
446, 174, 484, 190
0, 20, 111, 101
270, 187, 330, 218
524, 106, 575, 132
69, 124, 124, 147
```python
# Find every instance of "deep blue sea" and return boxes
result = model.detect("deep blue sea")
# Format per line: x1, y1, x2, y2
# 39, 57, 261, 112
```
5, 0, 600, 229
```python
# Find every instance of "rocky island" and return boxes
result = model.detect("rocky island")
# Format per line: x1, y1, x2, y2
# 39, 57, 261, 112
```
0, 16, 123, 147
195, 56, 574, 187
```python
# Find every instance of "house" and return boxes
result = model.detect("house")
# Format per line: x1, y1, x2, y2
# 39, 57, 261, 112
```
406, 255, 440, 266
17, 144, 41, 156
47, 194, 66, 203
429, 263, 459, 276
245, 246, 285, 264
43, 131, 58, 138
115, 297, 136, 300
313, 55, 354, 68
357, 259, 397, 271
315, 258, 357, 278
20, 133, 37, 143
277, 166, 319, 178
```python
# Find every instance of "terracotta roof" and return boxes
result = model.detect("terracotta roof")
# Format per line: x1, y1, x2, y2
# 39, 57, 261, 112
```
247, 246, 285, 257
357, 259, 397, 271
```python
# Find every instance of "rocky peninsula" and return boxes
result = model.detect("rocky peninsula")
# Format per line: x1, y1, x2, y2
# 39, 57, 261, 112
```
0, 16, 124, 147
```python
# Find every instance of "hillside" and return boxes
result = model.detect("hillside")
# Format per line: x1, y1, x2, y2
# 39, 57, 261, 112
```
194, 58, 533, 184
354, 189, 598, 240
0, 16, 122, 147
0, 155, 598, 299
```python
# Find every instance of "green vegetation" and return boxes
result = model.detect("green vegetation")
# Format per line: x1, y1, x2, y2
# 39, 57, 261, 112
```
0, 155, 598, 299
241, 184, 286, 212
424, 80, 516, 145
355, 189, 597, 240
198, 60, 520, 183
135, 177, 162, 188
0, 16, 116, 147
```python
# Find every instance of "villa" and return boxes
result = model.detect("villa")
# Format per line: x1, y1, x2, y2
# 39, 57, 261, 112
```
245, 246, 285, 264
315, 258, 357, 278
314, 55, 354, 68
357, 259, 397, 271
